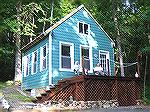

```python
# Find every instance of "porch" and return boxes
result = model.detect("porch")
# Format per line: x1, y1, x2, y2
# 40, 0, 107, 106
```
35, 75, 141, 106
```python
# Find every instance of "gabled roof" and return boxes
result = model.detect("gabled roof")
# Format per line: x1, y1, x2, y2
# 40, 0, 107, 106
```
22, 5, 114, 51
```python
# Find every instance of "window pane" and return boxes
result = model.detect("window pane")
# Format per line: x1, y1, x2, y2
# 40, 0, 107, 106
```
84, 59, 90, 70
26, 63, 29, 76
79, 22, 83, 33
43, 58, 46, 69
34, 52, 37, 62
61, 45, 70, 56
43, 46, 46, 57
33, 63, 36, 73
61, 57, 71, 68
81, 47, 90, 70
84, 24, 88, 34
26, 56, 30, 76
100, 54, 107, 71
82, 48, 89, 59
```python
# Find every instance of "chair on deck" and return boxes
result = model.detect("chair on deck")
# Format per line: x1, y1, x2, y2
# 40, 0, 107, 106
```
93, 63, 104, 76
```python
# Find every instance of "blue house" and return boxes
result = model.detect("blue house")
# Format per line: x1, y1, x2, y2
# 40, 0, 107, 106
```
21, 5, 115, 91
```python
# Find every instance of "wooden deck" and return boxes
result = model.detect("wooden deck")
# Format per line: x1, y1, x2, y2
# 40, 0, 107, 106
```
35, 75, 141, 106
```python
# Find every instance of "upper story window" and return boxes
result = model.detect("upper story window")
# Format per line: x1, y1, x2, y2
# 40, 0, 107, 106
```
40, 44, 47, 71
60, 42, 74, 71
32, 50, 38, 74
79, 22, 89, 35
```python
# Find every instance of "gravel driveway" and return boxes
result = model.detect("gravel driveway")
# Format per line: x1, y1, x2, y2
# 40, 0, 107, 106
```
81, 106, 150, 112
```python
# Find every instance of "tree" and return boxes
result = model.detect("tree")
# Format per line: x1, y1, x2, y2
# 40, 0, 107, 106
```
4, 1, 46, 82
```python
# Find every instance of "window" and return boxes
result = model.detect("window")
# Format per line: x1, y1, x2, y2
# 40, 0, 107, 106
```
81, 46, 90, 70
60, 42, 74, 70
24, 55, 31, 77
40, 44, 47, 71
32, 50, 38, 74
99, 50, 110, 75
79, 22, 89, 35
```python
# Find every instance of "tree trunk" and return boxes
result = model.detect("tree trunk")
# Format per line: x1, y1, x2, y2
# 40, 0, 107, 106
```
50, 0, 54, 25
14, 1, 22, 83
113, 9, 125, 77
148, 23, 150, 44
143, 55, 148, 99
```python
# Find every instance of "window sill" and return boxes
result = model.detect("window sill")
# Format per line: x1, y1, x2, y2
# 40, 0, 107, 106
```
40, 68, 47, 72
32, 72, 37, 75
59, 68, 74, 72
79, 33, 89, 36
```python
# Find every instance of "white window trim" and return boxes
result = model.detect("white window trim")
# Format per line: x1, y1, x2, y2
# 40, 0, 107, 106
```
40, 44, 48, 72
23, 56, 27, 77
78, 22, 90, 35
24, 54, 31, 77
27, 55, 30, 76
59, 41, 74, 71
80, 45, 93, 73
32, 50, 38, 74
99, 50, 110, 74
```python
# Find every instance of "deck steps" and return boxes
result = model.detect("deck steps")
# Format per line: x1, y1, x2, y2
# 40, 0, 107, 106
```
34, 76, 79, 103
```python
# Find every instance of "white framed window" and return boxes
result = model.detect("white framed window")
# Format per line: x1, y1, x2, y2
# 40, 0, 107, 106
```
80, 45, 93, 73
99, 50, 110, 75
40, 44, 47, 71
23, 55, 31, 77
78, 22, 90, 35
32, 50, 38, 74
59, 42, 74, 71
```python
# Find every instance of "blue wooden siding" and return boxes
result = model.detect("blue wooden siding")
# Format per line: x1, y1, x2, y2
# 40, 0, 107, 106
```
22, 7, 114, 89
22, 37, 49, 90
51, 8, 114, 84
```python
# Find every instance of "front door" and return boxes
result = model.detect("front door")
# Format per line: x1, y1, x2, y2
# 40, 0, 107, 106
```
81, 46, 90, 70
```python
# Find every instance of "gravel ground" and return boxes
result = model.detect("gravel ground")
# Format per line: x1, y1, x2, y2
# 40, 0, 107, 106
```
7, 106, 150, 112
81, 106, 150, 112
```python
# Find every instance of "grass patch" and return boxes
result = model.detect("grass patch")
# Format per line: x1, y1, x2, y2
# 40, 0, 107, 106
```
8, 93, 34, 102
0, 82, 7, 96
0, 82, 7, 90
0, 81, 34, 102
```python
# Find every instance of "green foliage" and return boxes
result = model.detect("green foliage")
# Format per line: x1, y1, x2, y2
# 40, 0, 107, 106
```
143, 82, 150, 105
60, 0, 76, 17
3, 2, 46, 37
4, 19, 20, 33
141, 47, 150, 54
0, 45, 15, 81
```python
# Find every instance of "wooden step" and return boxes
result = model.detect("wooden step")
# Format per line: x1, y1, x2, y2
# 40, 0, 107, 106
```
41, 93, 47, 96
46, 90, 51, 93
32, 99, 37, 103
